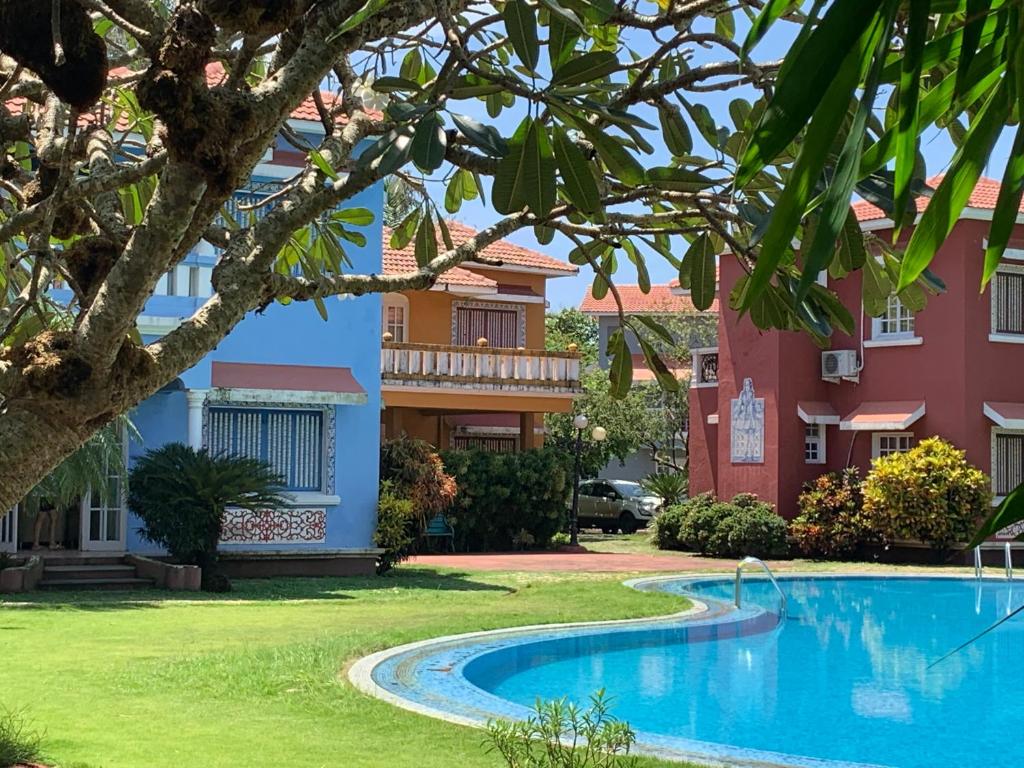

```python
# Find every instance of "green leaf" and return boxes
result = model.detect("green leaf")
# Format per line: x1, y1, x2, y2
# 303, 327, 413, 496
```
971, 483, 1024, 546
309, 149, 338, 181
737, 1, 887, 187
390, 208, 420, 249
636, 333, 680, 393
634, 315, 675, 346
743, 0, 799, 56
561, 113, 645, 186
957, 0, 994, 96
411, 113, 447, 173
607, 328, 633, 399
838, 208, 867, 272
862, 253, 893, 317
493, 118, 556, 215
743, 33, 864, 309
645, 167, 715, 192
899, 81, 1011, 290
414, 213, 437, 267
400, 49, 423, 81
535, 224, 555, 244
892, 0, 930, 238
715, 9, 735, 40
623, 239, 650, 293
553, 125, 600, 213
688, 234, 717, 311
328, 0, 389, 39
796, 5, 893, 301
552, 50, 619, 86
451, 113, 509, 158
371, 76, 421, 92
332, 207, 375, 226
492, 118, 532, 214
658, 103, 693, 156
546, 6, 580, 70
503, 0, 540, 71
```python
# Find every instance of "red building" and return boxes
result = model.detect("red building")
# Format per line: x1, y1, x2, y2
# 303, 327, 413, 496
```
688, 177, 1024, 519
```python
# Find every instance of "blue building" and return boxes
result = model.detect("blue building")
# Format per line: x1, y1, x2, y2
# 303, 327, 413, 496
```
1, 87, 385, 577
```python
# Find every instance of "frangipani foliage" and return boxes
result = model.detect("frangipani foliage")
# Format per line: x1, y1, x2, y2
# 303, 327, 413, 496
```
0, 0, 821, 508
732, 1, 1024, 541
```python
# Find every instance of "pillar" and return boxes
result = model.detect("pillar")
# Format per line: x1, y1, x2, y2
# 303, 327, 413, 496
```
185, 389, 208, 450
519, 412, 537, 451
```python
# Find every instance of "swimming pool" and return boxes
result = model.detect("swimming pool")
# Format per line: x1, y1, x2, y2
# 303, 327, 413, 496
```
351, 575, 1024, 768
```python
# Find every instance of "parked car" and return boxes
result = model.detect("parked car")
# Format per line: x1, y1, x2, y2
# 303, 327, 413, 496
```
574, 479, 663, 534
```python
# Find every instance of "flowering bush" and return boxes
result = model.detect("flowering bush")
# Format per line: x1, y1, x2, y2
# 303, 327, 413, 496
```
380, 437, 457, 524
860, 437, 991, 549
790, 469, 865, 558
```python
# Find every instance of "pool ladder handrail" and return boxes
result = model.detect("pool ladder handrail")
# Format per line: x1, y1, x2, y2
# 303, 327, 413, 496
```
734, 556, 787, 618
973, 541, 1021, 580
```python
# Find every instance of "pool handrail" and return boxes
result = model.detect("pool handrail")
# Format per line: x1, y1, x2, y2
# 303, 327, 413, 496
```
973, 541, 1021, 580
734, 556, 787, 618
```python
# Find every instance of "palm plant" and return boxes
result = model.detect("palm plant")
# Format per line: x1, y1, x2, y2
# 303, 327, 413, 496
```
641, 472, 688, 508
128, 443, 287, 591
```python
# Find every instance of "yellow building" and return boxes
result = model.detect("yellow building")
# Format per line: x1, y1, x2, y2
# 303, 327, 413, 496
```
380, 221, 581, 451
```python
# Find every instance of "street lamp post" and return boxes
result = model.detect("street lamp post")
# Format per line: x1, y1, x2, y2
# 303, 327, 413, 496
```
569, 415, 606, 547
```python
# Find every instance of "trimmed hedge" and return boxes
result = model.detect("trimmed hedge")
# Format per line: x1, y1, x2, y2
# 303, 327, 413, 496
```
441, 447, 572, 551
654, 492, 787, 558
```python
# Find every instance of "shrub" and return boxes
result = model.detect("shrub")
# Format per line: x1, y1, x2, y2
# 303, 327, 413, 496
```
0, 709, 41, 768
485, 691, 637, 768
128, 443, 287, 591
652, 492, 787, 558
548, 531, 571, 549
790, 468, 865, 558
652, 492, 714, 550
860, 437, 991, 549
441, 447, 571, 551
640, 472, 687, 507
373, 481, 417, 575
380, 437, 457, 523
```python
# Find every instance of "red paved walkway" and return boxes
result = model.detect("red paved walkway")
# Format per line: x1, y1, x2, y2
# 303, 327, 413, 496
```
408, 551, 765, 573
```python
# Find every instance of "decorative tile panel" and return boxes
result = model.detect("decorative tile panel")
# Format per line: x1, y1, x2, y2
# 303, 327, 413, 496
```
730, 377, 765, 464
221, 507, 328, 544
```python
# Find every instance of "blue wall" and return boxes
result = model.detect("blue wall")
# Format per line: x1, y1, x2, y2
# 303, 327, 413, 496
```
126, 182, 384, 554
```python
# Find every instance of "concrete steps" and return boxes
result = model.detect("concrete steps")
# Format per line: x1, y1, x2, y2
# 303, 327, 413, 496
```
38, 557, 156, 591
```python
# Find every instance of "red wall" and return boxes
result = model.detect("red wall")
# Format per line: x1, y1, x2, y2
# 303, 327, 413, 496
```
688, 217, 1024, 517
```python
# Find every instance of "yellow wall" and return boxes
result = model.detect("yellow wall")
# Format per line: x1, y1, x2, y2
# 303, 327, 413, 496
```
399, 268, 554, 350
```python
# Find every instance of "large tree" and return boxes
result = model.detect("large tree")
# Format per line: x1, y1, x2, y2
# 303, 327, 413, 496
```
0, 0, 795, 507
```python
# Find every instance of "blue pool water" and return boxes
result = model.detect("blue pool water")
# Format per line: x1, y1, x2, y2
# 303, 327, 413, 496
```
462, 577, 1024, 768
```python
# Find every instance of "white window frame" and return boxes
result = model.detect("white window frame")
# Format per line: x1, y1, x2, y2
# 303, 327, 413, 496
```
382, 294, 409, 342
991, 427, 1024, 503
872, 432, 914, 459
804, 423, 826, 464
867, 295, 920, 347
989, 263, 1024, 344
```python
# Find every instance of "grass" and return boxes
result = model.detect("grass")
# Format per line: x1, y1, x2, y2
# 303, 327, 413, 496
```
0, 708, 42, 768
0, 568, 697, 768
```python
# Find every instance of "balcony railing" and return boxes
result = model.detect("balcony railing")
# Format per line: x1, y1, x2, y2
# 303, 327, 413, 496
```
381, 342, 581, 392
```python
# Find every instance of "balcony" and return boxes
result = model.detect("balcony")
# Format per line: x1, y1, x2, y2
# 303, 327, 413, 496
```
381, 342, 581, 394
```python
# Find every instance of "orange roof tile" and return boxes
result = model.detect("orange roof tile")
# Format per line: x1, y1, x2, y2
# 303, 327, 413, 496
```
383, 220, 575, 283
629, 353, 692, 382
580, 284, 718, 314
382, 228, 497, 289
852, 175, 1024, 222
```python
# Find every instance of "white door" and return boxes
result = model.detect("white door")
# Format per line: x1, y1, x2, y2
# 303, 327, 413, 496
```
80, 430, 128, 552
0, 505, 18, 553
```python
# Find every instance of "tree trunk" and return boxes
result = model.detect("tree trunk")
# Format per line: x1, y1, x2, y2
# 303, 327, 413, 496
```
0, 405, 94, 511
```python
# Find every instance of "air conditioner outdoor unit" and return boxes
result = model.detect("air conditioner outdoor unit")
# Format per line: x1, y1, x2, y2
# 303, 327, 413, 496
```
822, 350, 858, 379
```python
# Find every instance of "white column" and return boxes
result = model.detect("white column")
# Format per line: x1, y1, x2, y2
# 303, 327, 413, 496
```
186, 389, 208, 450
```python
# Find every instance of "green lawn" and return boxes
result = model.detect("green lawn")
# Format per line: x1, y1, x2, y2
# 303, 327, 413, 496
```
0, 569, 694, 768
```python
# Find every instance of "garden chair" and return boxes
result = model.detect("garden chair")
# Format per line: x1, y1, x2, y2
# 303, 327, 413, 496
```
424, 513, 455, 552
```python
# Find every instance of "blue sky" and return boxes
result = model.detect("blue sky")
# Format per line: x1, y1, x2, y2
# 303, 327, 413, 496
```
416, 13, 1016, 311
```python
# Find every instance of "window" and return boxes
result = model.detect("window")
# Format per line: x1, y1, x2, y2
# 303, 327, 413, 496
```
692, 348, 719, 387
873, 432, 913, 459
207, 407, 326, 492
450, 434, 518, 452
157, 265, 212, 298
382, 295, 409, 342
873, 296, 915, 339
991, 267, 1024, 337
454, 304, 522, 348
992, 430, 1024, 497
804, 424, 825, 464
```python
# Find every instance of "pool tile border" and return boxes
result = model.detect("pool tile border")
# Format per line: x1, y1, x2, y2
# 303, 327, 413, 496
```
349, 572, 989, 768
